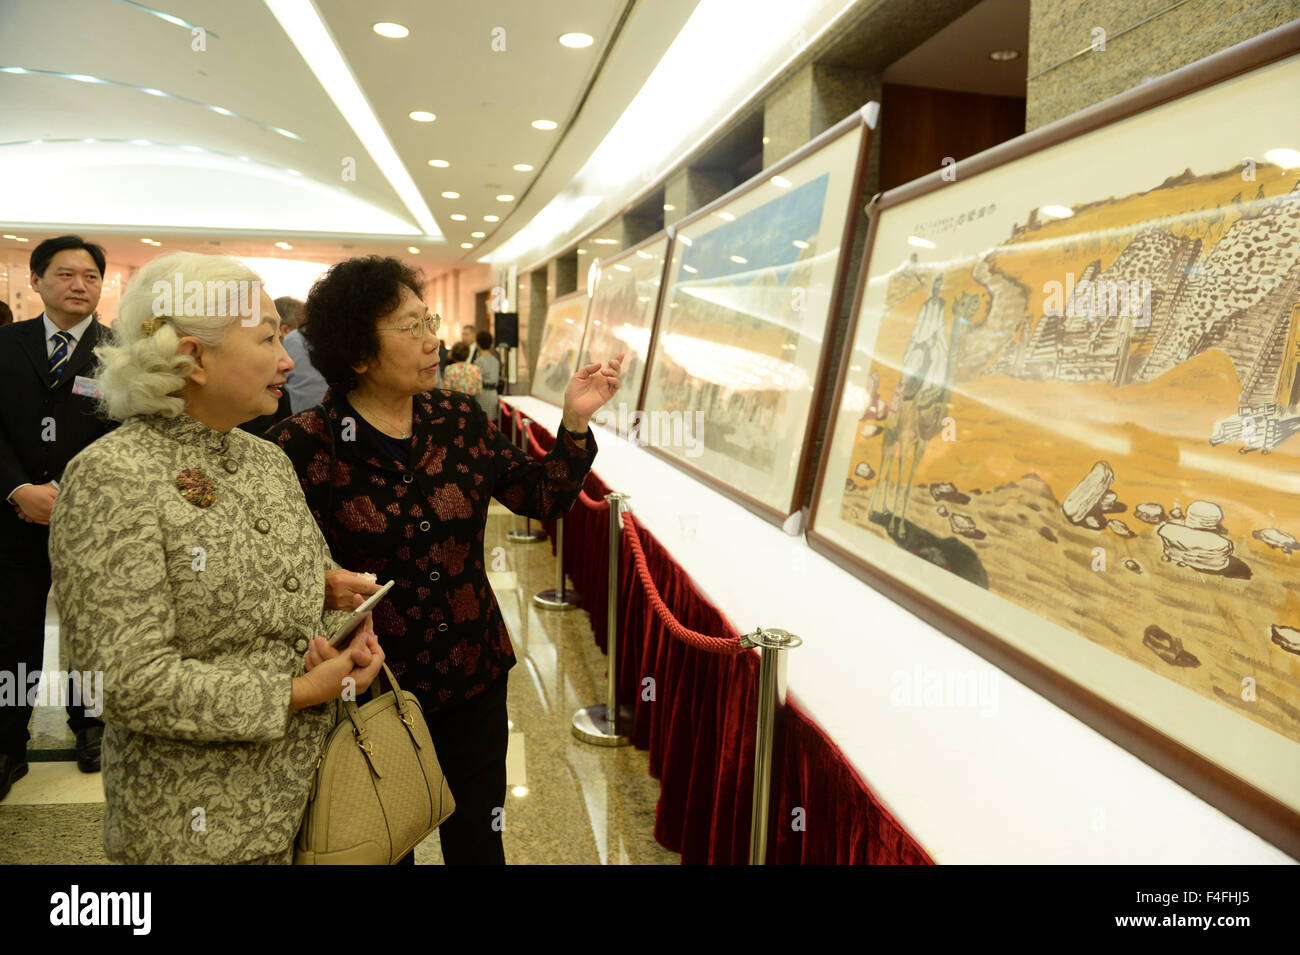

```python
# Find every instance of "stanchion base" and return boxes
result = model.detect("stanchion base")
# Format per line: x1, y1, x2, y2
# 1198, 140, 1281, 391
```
507, 530, 548, 543
571, 704, 634, 746
533, 589, 582, 609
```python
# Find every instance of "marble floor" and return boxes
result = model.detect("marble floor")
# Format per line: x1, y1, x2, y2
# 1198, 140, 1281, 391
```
0, 504, 678, 865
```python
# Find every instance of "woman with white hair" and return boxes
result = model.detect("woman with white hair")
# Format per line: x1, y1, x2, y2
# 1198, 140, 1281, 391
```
48, 252, 385, 865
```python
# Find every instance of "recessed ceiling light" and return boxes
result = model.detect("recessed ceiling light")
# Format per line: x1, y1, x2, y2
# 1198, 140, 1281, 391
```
729, 255, 747, 264
407, 246, 420, 253
140, 238, 154, 244
460, 242, 473, 249
14, 236, 29, 242
989, 49, 1019, 61
663, 203, 675, 211
770, 175, 792, 188
409, 111, 436, 123
276, 241, 293, 250
512, 163, 533, 172
717, 212, 735, 221
577, 249, 587, 254
450, 214, 467, 221
428, 159, 449, 167
531, 119, 558, 131
483, 214, 500, 222
441, 191, 460, 199
471, 231, 485, 238
558, 33, 594, 48
373, 22, 409, 39
593, 238, 617, 245
793, 240, 809, 249
495, 194, 514, 202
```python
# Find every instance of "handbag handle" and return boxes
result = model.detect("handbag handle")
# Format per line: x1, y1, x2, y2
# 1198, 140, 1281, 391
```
338, 663, 425, 773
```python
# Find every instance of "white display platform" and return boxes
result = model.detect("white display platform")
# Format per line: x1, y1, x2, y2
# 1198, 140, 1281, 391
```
503, 396, 1293, 864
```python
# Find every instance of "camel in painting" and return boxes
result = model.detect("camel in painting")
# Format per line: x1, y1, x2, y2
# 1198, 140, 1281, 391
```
871, 275, 978, 538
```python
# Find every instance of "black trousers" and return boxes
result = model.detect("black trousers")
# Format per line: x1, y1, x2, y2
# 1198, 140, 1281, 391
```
399, 674, 508, 865
0, 551, 104, 757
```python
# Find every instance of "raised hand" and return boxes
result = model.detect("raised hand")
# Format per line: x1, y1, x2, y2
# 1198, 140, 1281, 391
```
563, 352, 624, 427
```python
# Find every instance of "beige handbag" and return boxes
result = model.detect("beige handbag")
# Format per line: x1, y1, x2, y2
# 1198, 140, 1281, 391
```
296, 663, 455, 864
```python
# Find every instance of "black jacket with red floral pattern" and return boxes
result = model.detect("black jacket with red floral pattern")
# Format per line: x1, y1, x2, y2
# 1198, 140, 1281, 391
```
267, 389, 596, 713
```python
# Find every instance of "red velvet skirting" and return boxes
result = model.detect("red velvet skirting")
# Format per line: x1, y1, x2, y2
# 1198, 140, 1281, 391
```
506, 407, 933, 864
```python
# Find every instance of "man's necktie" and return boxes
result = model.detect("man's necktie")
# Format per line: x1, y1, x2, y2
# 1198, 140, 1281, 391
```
49, 330, 73, 383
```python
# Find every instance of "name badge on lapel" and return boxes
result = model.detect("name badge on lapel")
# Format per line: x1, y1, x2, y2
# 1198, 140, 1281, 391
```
72, 375, 104, 399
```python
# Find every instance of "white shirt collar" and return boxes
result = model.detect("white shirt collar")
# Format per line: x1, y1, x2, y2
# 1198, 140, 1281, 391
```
42, 312, 95, 344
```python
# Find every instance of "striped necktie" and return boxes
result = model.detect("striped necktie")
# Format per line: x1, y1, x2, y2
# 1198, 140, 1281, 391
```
49, 330, 74, 383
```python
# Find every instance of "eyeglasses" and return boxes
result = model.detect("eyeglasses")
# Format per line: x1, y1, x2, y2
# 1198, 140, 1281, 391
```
377, 312, 442, 339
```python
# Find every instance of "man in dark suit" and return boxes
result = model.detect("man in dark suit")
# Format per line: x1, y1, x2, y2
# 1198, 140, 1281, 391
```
0, 235, 118, 799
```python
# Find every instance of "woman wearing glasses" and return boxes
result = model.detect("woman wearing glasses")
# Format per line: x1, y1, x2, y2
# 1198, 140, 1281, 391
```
267, 256, 622, 865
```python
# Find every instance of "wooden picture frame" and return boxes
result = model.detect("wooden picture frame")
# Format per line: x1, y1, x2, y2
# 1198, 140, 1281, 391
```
529, 289, 591, 408
808, 22, 1300, 858
576, 232, 673, 434
638, 105, 877, 526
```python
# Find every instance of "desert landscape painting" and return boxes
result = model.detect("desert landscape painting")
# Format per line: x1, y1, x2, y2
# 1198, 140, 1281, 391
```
837, 161, 1300, 745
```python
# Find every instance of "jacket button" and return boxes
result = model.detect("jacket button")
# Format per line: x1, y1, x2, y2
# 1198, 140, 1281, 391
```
428, 571, 440, 581
222, 459, 238, 474
294, 638, 308, 654
254, 518, 271, 534
438, 623, 448, 632
419, 520, 431, 532
402, 473, 414, 484
284, 575, 300, 592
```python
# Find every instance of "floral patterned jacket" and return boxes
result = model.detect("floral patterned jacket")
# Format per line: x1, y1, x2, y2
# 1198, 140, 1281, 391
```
49, 413, 349, 864
266, 389, 596, 713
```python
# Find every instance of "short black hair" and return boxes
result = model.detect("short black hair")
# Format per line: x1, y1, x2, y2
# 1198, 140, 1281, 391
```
31, 235, 106, 278
0, 301, 12, 325
303, 256, 425, 396
476, 329, 494, 351
451, 342, 470, 363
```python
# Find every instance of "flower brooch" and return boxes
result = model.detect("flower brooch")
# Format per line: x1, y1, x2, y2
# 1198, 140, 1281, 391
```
176, 468, 216, 508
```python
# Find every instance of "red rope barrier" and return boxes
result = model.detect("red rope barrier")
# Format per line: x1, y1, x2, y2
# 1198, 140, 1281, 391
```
620, 510, 746, 656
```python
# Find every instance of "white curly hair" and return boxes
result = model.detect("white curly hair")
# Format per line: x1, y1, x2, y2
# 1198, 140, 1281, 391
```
96, 252, 265, 420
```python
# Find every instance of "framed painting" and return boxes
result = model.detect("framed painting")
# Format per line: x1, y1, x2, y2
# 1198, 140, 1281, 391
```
808, 23, 1300, 856
640, 105, 876, 524
577, 233, 672, 432
530, 290, 590, 408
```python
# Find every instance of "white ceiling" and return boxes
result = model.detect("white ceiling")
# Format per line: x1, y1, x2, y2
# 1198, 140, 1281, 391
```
0, 0, 696, 272
883, 0, 1030, 97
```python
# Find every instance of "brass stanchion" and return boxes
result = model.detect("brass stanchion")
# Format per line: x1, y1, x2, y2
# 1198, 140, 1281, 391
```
742, 627, 802, 865
532, 514, 581, 609
572, 492, 633, 745
507, 414, 547, 544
